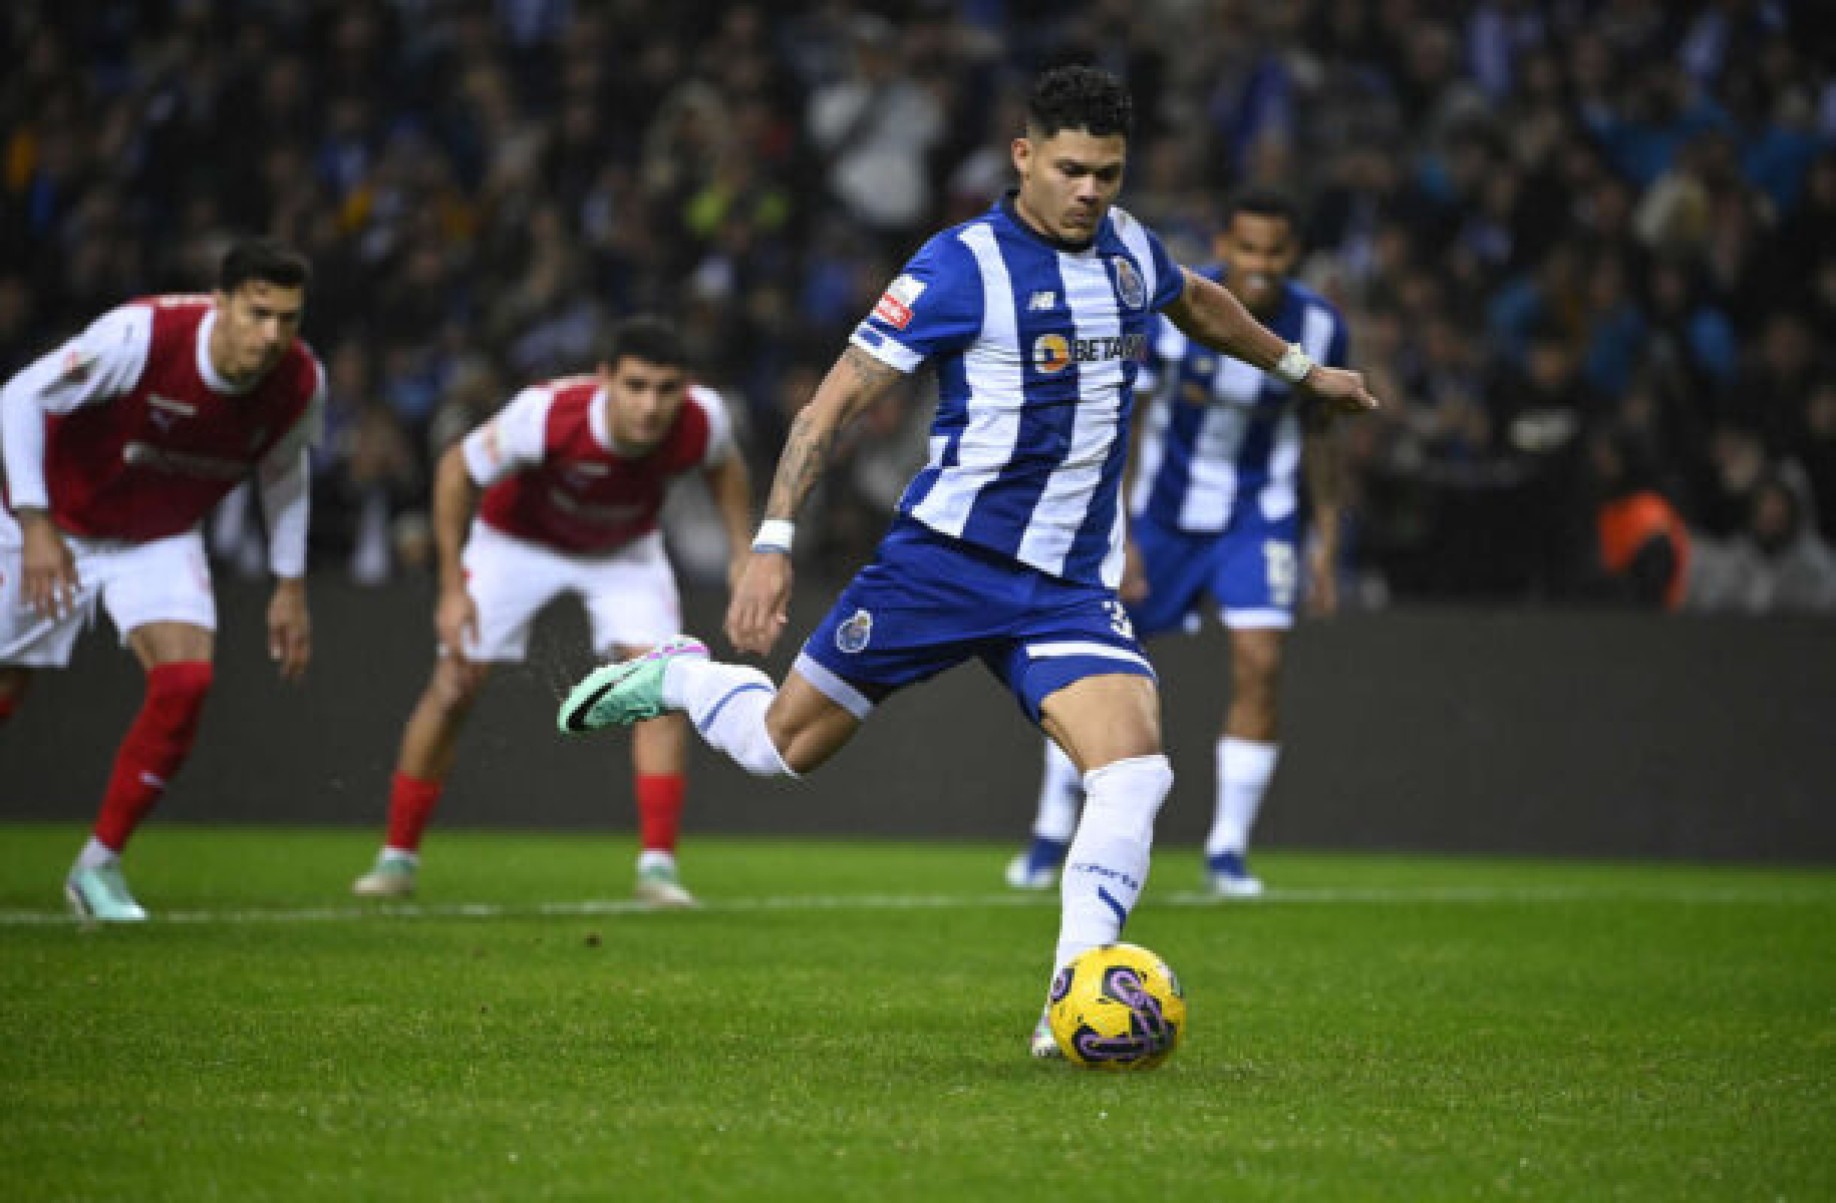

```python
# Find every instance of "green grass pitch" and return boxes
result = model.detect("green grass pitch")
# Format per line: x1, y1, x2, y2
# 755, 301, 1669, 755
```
1, 823, 1831, 1201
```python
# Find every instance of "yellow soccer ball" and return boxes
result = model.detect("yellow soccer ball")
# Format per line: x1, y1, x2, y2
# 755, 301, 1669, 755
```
1048, 942, 1187, 1070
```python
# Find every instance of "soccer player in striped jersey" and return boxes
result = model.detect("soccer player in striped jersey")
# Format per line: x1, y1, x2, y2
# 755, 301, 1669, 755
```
1008, 188, 1352, 899
559, 67, 1378, 1056
0, 239, 323, 921
350, 317, 753, 908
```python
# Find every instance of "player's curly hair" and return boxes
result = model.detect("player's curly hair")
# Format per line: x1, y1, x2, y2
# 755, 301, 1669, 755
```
1026, 65, 1133, 140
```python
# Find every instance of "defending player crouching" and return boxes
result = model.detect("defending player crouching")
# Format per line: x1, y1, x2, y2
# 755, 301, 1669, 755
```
350, 316, 753, 907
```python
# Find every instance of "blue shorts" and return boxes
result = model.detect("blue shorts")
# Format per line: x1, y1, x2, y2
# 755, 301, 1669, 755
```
797, 517, 1155, 725
1126, 506, 1302, 638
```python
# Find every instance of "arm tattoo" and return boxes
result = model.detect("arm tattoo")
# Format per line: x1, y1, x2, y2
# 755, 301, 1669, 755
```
764, 406, 834, 521
763, 347, 901, 521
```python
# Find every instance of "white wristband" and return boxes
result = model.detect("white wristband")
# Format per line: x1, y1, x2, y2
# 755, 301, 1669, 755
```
751, 518, 795, 555
1273, 342, 1315, 386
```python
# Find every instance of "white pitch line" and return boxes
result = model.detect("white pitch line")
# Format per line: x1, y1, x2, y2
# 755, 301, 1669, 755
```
0, 883, 1826, 927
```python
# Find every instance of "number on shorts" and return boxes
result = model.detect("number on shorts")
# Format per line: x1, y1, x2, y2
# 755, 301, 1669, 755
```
1104, 599, 1135, 640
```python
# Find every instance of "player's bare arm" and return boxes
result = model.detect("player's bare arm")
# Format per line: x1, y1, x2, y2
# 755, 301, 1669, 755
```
430, 443, 483, 673
762, 346, 901, 522
701, 452, 756, 593
266, 575, 311, 683
1165, 270, 1380, 416
253, 431, 316, 681
726, 346, 902, 655
1301, 419, 1346, 618
1118, 398, 1152, 605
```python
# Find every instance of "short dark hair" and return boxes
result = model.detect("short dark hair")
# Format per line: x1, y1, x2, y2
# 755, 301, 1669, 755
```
1223, 187, 1303, 232
1026, 65, 1133, 140
602, 314, 689, 371
218, 237, 311, 293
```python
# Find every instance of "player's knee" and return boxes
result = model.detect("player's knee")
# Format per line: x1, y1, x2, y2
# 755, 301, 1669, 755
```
428, 661, 490, 714
1227, 688, 1281, 738
1231, 642, 1283, 691
440, 676, 487, 715
764, 674, 859, 776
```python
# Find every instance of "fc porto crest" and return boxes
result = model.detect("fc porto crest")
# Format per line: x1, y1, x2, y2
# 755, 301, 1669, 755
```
1109, 256, 1146, 310
835, 608, 873, 654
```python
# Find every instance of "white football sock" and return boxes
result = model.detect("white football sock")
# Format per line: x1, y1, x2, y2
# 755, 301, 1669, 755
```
1033, 739, 1084, 841
1053, 754, 1172, 971
662, 657, 795, 778
74, 838, 119, 873
1207, 736, 1279, 857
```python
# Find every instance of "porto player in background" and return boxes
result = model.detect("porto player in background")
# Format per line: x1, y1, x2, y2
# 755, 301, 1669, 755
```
558, 68, 1379, 1056
350, 316, 753, 907
0, 238, 323, 921
1008, 188, 1353, 898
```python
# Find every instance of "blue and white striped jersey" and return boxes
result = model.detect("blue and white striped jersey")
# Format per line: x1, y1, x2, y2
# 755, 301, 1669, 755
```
850, 196, 1185, 589
1128, 268, 1348, 533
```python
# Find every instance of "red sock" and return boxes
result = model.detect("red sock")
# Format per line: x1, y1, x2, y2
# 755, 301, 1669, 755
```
385, 771, 444, 853
94, 661, 213, 851
636, 773, 686, 854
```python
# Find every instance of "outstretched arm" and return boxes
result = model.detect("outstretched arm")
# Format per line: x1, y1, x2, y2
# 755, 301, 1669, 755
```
1163, 269, 1379, 417
725, 347, 903, 655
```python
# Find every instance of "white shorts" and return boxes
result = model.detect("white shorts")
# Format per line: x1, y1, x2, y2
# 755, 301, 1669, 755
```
461, 520, 682, 662
0, 511, 215, 668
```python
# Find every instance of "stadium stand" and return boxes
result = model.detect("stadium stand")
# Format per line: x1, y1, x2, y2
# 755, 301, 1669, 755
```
3, 0, 1832, 609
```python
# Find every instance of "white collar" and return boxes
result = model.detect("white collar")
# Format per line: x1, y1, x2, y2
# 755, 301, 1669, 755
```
589, 384, 644, 459
195, 310, 256, 395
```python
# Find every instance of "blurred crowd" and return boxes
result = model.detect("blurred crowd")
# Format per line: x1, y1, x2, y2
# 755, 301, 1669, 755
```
3, 0, 1834, 611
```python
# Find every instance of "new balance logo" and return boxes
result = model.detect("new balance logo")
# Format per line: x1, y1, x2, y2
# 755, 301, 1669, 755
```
1027, 291, 1058, 311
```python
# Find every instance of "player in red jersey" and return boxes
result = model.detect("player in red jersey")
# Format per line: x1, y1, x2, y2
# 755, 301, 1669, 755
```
350, 316, 754, 907
0, 238, 324, 921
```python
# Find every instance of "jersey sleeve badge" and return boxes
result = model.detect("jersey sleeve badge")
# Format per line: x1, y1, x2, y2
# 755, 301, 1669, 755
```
872, 274, 927, 330
59, 348, 97, 382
